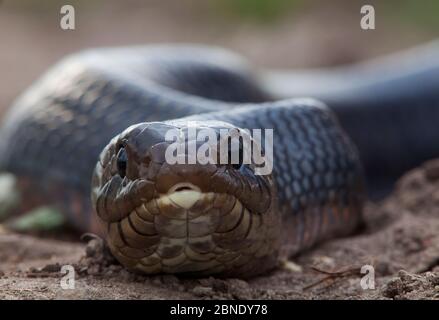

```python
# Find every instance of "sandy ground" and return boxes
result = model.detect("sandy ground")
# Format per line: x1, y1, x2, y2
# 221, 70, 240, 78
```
1, 161, 438, 300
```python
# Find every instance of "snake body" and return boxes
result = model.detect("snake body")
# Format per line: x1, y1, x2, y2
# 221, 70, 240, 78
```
1, 43, 438, 277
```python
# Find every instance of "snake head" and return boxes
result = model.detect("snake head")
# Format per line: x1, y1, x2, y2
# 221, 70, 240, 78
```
91, 120, 281, 277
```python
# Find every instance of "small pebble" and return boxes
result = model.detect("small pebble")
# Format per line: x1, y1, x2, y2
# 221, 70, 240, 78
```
192, 286, 213, 297
282, 260, 303, 273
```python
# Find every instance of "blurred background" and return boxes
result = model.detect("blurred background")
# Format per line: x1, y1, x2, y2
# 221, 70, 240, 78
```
0, 0, 438, 117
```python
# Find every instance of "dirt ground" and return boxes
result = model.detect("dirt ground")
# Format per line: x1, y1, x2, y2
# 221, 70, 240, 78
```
0, 160, 438, 300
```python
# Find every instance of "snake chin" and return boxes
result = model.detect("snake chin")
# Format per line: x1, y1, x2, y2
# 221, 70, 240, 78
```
102, 182, 281, 277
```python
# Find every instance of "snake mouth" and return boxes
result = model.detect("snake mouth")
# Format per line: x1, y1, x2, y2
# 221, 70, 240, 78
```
167, 182, 202, 207
104, 182, 280, 276
167, 190, 202, 210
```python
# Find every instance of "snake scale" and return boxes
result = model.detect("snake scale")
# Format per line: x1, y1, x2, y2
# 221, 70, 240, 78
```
1, 42, 439, 277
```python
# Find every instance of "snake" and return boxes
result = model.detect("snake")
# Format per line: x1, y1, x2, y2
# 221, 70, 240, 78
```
1, 41, 439, 277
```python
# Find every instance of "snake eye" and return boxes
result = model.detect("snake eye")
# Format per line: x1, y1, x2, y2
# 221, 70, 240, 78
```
228, 137, 244, 170
116, 147, 127, 178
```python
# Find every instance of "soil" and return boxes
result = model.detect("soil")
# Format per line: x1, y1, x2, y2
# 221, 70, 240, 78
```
1, 160, 438, 300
